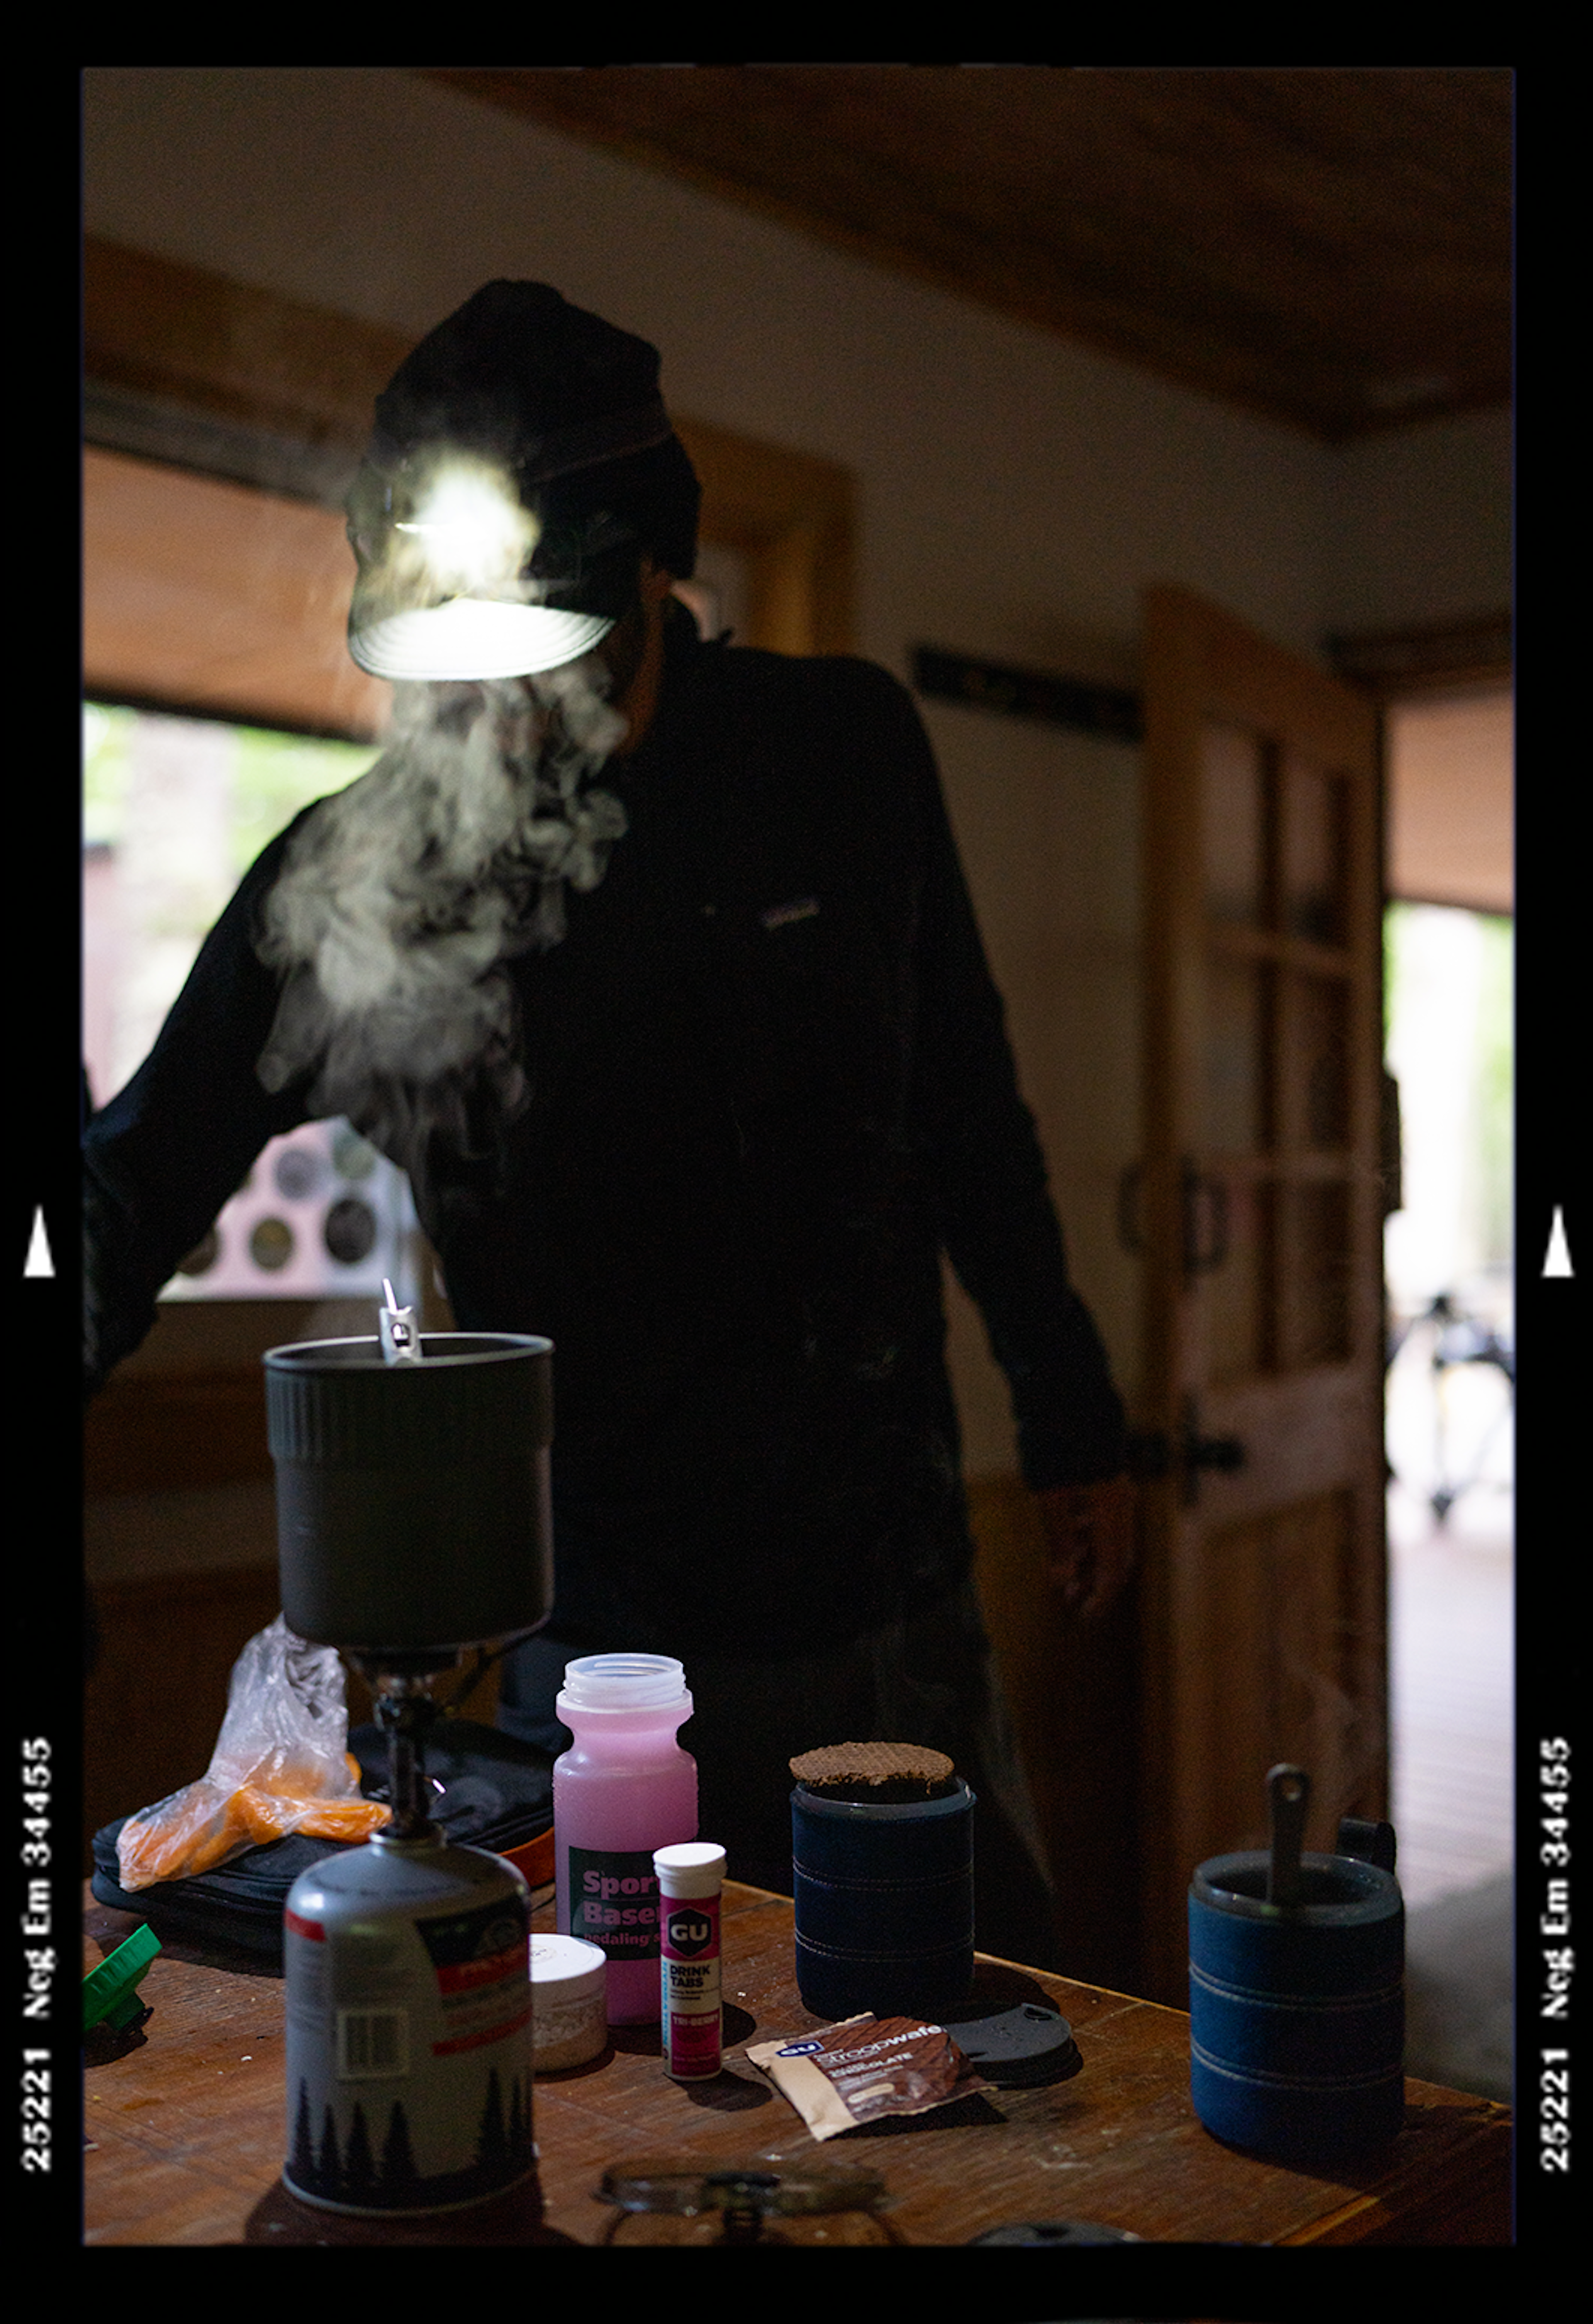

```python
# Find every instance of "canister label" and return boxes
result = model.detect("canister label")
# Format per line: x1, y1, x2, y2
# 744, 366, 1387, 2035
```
285, 1887, 533, 2215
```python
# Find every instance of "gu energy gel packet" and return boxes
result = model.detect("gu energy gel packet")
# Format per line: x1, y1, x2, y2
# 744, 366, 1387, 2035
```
748, 2014, 990, 2142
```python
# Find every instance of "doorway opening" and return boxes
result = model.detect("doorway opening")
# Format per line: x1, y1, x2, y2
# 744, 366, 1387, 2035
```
1381, 685, 1511, 2104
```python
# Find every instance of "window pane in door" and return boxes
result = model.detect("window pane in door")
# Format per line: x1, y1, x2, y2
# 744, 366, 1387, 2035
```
1287, 971, 1352, 1151
1202, 721, 1266, 927
1282, 758, 1348, 946
1203, 957, 1269, 1153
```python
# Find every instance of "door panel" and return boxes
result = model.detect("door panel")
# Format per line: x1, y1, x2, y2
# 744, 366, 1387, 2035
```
1192, 1490, 1362, 1864
1138, 585, 1386, 2002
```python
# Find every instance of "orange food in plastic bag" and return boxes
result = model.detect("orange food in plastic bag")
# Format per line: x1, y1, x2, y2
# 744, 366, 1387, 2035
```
116, 1619, 390, 1891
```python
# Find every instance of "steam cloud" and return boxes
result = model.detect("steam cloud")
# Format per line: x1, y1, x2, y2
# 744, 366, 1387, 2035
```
254, 662, 628, 1185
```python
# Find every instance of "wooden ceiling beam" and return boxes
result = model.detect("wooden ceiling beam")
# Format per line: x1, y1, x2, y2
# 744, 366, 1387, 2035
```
420, 66, 1510, 442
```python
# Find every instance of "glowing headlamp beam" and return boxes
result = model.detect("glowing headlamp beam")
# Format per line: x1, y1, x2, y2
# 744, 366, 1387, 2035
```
390, 461, 538, 597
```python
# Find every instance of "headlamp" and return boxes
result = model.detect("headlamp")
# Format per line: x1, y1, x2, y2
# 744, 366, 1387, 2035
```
346, 450, 619, 682
350, 600, 615, 684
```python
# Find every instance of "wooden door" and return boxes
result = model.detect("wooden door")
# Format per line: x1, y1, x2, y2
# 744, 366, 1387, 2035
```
1137, 585, 1387, 2002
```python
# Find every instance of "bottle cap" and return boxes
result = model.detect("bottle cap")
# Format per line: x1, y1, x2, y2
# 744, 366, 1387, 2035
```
654, 1841, 726, 1896
83, 1922, 161, 2033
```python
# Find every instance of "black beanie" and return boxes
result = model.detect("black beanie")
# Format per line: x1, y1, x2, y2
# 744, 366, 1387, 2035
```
362, 281, 701, 580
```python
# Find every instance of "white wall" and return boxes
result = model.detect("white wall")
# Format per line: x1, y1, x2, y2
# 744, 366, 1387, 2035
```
1325, 408, 1512, 636
82, 66, 1510, 1453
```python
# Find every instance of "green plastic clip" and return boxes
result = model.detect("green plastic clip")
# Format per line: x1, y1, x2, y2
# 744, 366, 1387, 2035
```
83, 1923, 161, 2033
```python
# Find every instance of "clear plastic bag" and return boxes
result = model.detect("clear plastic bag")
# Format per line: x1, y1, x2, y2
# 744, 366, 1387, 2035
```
116, 1614, 390, 1891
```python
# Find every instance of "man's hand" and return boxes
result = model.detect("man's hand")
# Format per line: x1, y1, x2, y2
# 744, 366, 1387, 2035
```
1035, 1474, 1138, 1616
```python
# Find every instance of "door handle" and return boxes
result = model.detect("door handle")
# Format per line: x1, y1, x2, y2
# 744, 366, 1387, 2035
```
1126, 1402, 1245, 1502
1116, 1160, 1229, 1273
1115, 1161, 1229, 1274
1181, 1161, 1229, 1275
1125, 1428, 1170, 1480
1181, 1393, 1244, 1504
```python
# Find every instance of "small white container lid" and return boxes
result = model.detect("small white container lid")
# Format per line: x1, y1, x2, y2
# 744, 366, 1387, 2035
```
529, 1934, 607, 2003
529, 1934, 608, 2072
654, 1841, 726, 1897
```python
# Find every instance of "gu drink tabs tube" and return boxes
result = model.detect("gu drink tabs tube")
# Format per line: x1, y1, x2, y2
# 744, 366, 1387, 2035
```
654, 1843, 725, 2080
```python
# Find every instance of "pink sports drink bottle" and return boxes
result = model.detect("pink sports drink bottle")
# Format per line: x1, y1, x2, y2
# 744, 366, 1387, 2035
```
553, 1654, 698, 2024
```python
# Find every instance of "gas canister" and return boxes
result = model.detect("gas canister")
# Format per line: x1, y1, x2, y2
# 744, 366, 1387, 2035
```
284, 1830, 534, 2216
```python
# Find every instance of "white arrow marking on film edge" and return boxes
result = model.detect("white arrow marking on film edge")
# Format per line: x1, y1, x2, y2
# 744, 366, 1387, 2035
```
1543, 1207, 1574, 1278
24, 1207, 54, 1278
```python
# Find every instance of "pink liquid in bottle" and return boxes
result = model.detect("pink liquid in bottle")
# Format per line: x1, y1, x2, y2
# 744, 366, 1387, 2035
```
553, 1654, 698, 2025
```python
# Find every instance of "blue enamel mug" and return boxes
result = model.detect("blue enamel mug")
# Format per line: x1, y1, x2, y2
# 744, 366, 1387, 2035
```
791, 1778, 976, 2022
1188, 1834, 1405, 2163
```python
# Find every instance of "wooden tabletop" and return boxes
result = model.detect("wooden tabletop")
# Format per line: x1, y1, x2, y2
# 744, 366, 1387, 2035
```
83, 1878, 1510, 2249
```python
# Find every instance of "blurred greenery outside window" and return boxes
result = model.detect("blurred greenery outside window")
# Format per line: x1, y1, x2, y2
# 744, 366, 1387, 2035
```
83, 702, 421, 1301
83, 700, 378, 883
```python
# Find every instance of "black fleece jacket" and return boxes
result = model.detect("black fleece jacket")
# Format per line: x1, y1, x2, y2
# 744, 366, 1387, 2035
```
84, 609, 1125, 1656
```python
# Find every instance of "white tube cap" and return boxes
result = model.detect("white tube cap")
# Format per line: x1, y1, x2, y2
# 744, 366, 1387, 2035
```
654, 1841, 726, 1897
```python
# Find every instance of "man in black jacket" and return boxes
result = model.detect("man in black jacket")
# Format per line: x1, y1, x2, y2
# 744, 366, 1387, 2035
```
84, 283, 1132, 1961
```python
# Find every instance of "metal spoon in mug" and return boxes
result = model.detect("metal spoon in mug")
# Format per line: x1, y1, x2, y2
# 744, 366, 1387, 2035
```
379, 1277, 424, 1366
1266, 1763, 1309, 1906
